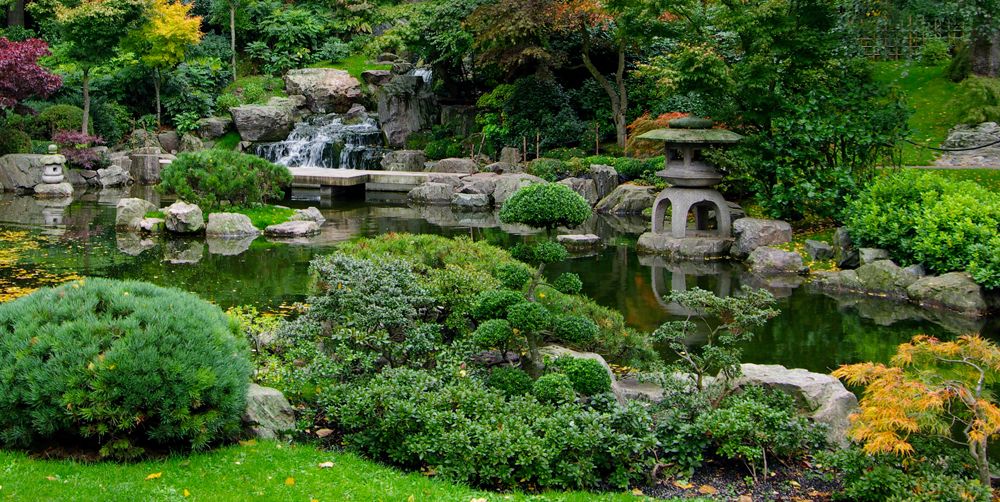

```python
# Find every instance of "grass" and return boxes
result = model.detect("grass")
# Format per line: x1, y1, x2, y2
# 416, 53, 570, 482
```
213, 132, 241, 151
925, 168, 1000, 191
0, 441, 645, 501
872, 61, 964, 166
308, 54, 392, 80
145, 205, 295, 230
222, 76, 287, 104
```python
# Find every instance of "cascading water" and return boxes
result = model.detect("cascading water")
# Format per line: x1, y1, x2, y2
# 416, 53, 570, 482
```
255, 111, 387, 169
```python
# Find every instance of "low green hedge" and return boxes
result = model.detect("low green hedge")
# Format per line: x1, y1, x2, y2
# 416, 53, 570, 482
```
158, 150, 292, 209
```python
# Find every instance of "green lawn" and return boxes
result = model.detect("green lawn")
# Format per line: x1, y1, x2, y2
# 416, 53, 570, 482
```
872, 61, 964, 166
924, 168, 1000, 190
0, 441, 645, 501
309, 54, 392, 80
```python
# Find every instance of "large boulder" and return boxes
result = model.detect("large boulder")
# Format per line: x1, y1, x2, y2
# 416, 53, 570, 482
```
157, 131, 179, 154
33, 182, 73, 198
284, 68, 362, 114
734, 364, 859, 448
243, 384, 295, 439
731, 218, 793, 259
594, 184, 656, 215
859, 247, 890, 265
289, 207, 326, 225
558, 177, 599, 206
230, 105, 294, 142
637, 233, 732, 260
589, 164, 619, 200
408, 182, 455, 205
557, 234, 602, 252
451, 193, 490, 210
96, 165, 130, 187
206, 212, 260, 238
907, 272, 989, 316
854, 260, 919, 298
377, 75, 437, 147
361, 69, 393, 86
179, 133, 204, 153
459, 172, 498, 196
428, 157, 478, 174
0, 154, 64, 192
499, 147, 521, 165
746, 246, 806, 274
805, 239, 834, 260
381, 150, 427, 171
493, 173, 545, 206
264, 220, 321, 238
811, 269, 864, 292
197, 116, 233, 140
115, 198, 157, 230
164, 201, 205, 233
833, 227, 859, 269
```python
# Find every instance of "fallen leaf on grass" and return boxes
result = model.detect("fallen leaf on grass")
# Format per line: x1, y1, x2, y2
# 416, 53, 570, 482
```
789, 480, 801, 488
46, 476, 57, 481
183, 489, 190, 497
145, 472, 162, 480
315, 429, 333, 438
239, 439, 257, 446
470, 498, 487, 502
318, 461, 334, 469
698, 485, 718, 495
631, 488, 644, 496
672, 480, 694, 490
285, 477, 295, 486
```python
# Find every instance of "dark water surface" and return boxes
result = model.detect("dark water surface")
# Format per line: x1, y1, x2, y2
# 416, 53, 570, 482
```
2, 186, 995, 374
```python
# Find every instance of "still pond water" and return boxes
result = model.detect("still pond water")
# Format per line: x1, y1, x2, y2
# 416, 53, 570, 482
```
2, 186, 995, 373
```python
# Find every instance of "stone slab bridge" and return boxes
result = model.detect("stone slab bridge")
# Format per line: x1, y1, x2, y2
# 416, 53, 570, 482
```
288, 167, 465, 193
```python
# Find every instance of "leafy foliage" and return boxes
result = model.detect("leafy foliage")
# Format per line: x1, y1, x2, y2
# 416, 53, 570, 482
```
158, 149, 291, 209
531, 372, 577, 405
552, 272, 583, 294
549, 356, 611, 396
0, 37, 61, 109
53, 130, 107, 170
499, 182, 592, 230
487, 366, 534, 398
0, 279, 250, 458
0, 128, 32, 155
36, 104, 83, 138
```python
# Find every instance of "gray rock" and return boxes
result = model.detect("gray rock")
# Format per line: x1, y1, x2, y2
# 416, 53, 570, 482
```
594, 184, 655, 215
377, 52, 399, 63
557, 233, 602, 251
484, 161, 521, 174
377, 75, 436, 147
164, 201, 205, 233
859, 247, 890, 265
115, 198, 157, 230
206, 212, 260, 237
230, 105, 294, 142
833, 227, 859, 269
138, 217, 164, 233
116, 233, 156, 256
391, 61, 414, 74
429, 158, 478, 174
361, 69, 393, 86
903, 263, 927, 278
243, 384, 295, 440
558, 177, 599, 206
499, 147, 521, 165
157, 131, 179, 153
179, 133, 204, 153
734, 364, 859, 448
284, 68, 361, 114
907, 272, 988, 316
129, 147, 163, 185
731, 218, 793, 259
459, 173, 498, 196
198, 117, 233, 139
493, 173, 545, 206
289, 207, 326, 225
811, 269, 863, 291
636, 233, 732, 260
426, 174, 464, 188
943, 121, 999, 149
264, 220, 321, 238
33, 182, 73, 198
381, 150, 427, 171
855, 260, 918, 297
613, 377, 665, 403
805, 239, 834, 260
451, 193, 490, 209
0, 154, 63, 191
408, 182, 455, 205
163, 239, 204, 264
589, 164, 618, 200
96, 165, 130, 187
207, 235, 255, 256
746, 246, 806, 274
127, 129, 161, 150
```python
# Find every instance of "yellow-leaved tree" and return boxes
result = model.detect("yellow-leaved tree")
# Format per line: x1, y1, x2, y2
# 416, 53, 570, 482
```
131, 0, 202, 126
833, 334, 1000, 488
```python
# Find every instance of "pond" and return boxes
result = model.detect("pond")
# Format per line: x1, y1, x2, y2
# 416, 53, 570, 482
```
2, 186, 996, 374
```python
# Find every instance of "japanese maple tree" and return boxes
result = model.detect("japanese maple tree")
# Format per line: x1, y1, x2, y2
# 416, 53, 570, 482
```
0, 37, 62, 110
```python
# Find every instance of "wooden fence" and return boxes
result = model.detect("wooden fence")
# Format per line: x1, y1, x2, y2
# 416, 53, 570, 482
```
855, 18, 967, 60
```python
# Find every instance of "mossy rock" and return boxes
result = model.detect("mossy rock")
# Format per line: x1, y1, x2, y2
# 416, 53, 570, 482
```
668, 117, 714, 129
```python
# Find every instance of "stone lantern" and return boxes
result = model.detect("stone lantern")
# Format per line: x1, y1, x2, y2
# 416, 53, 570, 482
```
635, 117, 743, 260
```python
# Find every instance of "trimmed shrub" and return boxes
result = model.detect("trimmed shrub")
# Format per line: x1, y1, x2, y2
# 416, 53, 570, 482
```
526, 158, 566, 182
945, 40, 972, 83
37, 104, 83, 138
158, 150, 292, 209
0, 278, 251, 458
532, 372, 577, 404
549, 356, 611, 396
0, 128, 32, 155
471, 289, 526, 321
494, 262, 532, 290
487, 366, 534, 398
553, 315, 599, 346
499, 182, 592, 230
552, 272, 583, 294
919, 38, 950, 66
473, 319, 516, 350
506, 301, 550, 333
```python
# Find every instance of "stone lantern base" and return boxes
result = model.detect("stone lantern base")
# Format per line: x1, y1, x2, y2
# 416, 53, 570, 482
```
637, 232, 732, 261
33, 182, 73, 198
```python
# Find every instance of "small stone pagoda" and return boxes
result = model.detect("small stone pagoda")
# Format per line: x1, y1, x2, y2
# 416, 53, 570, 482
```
636, 117, 743, 260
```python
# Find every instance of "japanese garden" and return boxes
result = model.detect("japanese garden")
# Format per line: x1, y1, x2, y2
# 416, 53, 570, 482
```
2, 0, 1000, 500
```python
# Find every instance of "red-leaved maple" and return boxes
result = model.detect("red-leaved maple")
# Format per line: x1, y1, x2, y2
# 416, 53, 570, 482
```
0, 37, 62, 109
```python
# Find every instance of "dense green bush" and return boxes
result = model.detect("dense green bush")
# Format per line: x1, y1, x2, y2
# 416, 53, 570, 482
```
0, 278, 250, 458
471, 289, 526, 321
158, 150, 292, 209
945, 40, 972, 82
844, 170, 1000, 287
487, 366, 534, 398
424, 138, 464, 160
563, 155, 662, 181
552, 272, 583, 294
552, 315, 599, 346
36, 104, 84, 138
499, 183, 592, 231
0, 128, 32, 155
531, 372, 577, 405
472, 319, 517, 352
493, 263, 532, 290
549, 356, 611, 396
526, 158, 569, 182
507, 302, 551, 333
919, 38, 950, 65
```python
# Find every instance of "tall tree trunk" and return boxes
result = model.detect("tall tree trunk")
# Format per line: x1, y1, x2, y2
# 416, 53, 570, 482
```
971, 28, 1000, 77
6, 0, 25, 26
581, 29, 628, 149
230, 3, 237, 83
81, 68, 91, 136
154, 68, 161, 127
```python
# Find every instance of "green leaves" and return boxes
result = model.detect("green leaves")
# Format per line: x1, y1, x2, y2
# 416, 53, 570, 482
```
158, 150, 292, 209
499, 182, 592, 230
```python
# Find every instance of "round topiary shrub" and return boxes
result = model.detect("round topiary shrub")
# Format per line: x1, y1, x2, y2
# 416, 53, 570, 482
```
37, 104, 84, 137
507, 301, 551, 333
552, 272, 583, 294
0, 278, 251, 458
553, 315, 599, 346
532, 373, 576, 404
0, 128, 32, 155
499, 182, 592, 231
473, 318, 515, 349
550, 356, 611, 396
158, 150, 292, 209
471, 289, 526, 320
494, 263, 533, 290
487, 366, 534, 398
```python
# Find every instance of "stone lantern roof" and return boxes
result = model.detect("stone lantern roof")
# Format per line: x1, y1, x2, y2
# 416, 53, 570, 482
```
636, 119, 743, 188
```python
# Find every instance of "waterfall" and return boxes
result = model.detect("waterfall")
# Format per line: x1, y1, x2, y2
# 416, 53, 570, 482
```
255, 111, 387, 169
